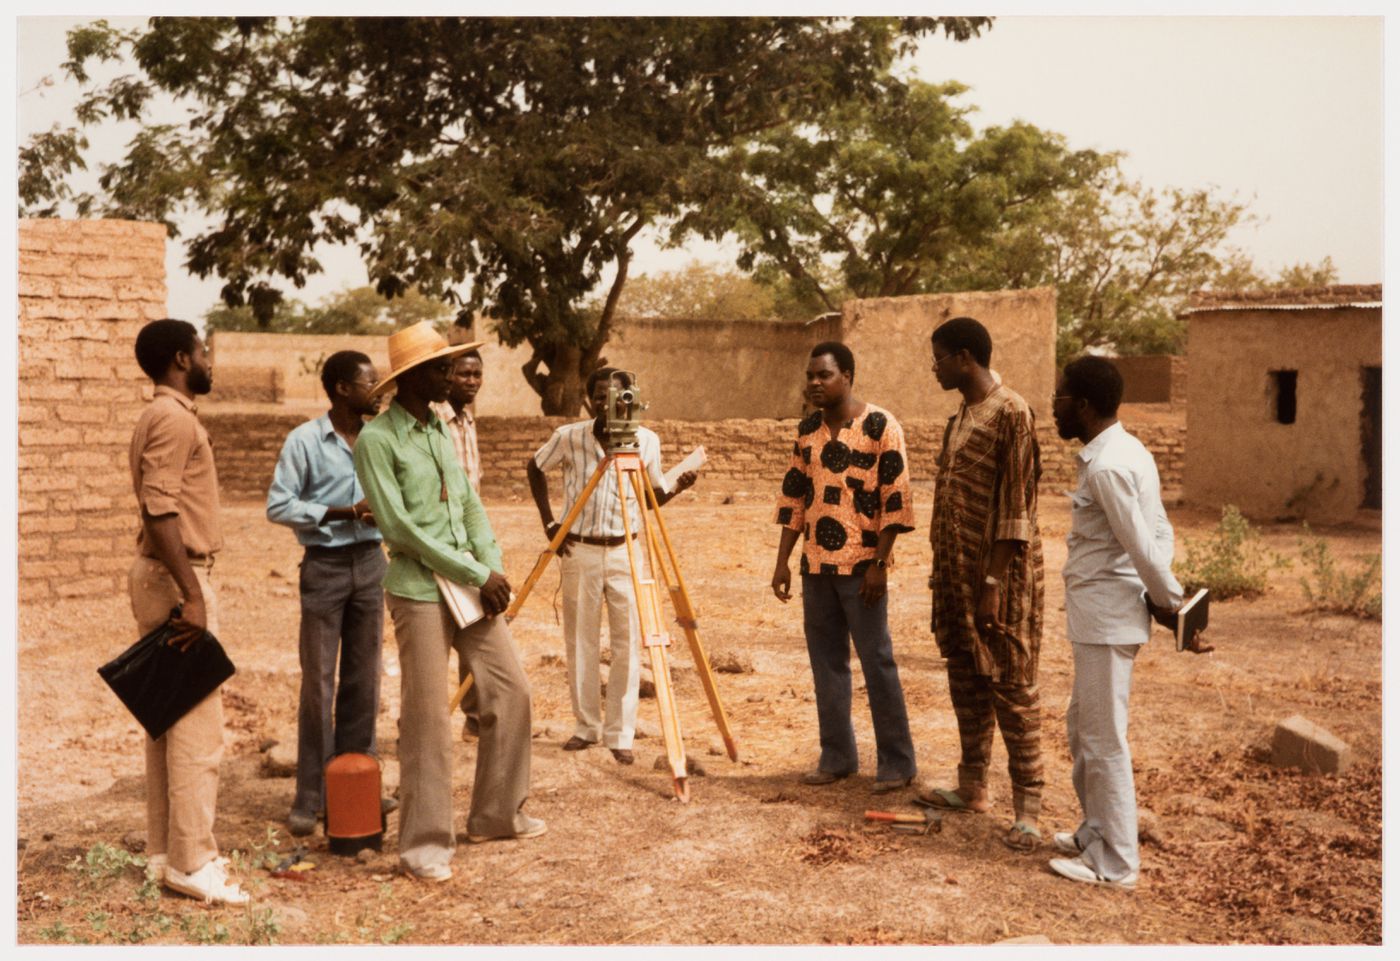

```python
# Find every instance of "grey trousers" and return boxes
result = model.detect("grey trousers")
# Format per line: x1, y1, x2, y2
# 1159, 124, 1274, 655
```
801, 574, 917, 781
1067, 642, 1142, 880
293, 543, 387, 818
387, 594, 534, 875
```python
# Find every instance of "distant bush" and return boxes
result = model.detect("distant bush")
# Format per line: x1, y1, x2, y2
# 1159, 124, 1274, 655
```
1174, 505, 1289, 599
1297, 527, 1381, 619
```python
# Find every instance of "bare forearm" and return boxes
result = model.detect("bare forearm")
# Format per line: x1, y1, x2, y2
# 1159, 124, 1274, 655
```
986, 539, 1022, 581
774, 526, 801, 567
526, 460, 554, 527
142, 511, 202, 602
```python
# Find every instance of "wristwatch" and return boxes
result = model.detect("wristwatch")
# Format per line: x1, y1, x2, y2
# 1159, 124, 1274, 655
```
874, 558, 887, 570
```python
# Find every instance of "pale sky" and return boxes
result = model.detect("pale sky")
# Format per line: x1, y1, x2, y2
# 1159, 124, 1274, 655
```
10, 9, 1388, 323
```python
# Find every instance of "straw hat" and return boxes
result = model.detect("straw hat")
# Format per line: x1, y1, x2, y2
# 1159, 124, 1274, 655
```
371, 321, 484, 397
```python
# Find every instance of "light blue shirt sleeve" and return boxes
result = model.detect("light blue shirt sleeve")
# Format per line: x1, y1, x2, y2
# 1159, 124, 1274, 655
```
266, 430, 330, 530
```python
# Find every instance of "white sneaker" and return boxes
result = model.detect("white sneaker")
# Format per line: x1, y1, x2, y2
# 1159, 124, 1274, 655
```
144, 853, 167, 883
466, 815, 547, 844
1052, 832, 1081, 855
165, 857, 251, 905
1048, 856, 1137, 891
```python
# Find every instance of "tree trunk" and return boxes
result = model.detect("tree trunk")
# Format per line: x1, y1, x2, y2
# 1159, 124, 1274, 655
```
535, 343, 587, 416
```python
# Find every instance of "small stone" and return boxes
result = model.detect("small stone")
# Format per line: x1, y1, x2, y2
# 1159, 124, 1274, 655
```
42, 832, 55, 842
706, 739, 725, 757
17, 837, 27, 851
262, 741, 298, 777
123, 832, 145, 853
1138, 808, 1162, 844
258, 738, 277, 753
82, 820, 97, 832
635, 717, 660, 739
637, 668, 656, 699
746, 694, 765, 703
1270, 714, 1353, 775
710, 650, 754, 674
355, 848, 376, 864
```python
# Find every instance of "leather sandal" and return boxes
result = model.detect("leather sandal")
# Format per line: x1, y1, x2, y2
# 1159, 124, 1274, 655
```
1002, 820, 1042, 852
914, 786, 991, 813
562, 736, 595, 751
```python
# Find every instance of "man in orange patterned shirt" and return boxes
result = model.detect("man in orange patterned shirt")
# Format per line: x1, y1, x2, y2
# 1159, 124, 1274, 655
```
770, 342, 918, 794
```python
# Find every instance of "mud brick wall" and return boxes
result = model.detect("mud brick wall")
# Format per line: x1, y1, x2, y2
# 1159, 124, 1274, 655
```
18, 219, 168, 603
205, 410, 1184, 505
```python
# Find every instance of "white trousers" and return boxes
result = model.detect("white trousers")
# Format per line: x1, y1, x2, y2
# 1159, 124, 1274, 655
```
1067, 642, 1142, 880
561, 542, 641, 749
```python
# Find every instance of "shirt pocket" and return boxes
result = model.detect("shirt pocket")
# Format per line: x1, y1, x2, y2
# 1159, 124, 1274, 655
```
1067, 489, 1105, 539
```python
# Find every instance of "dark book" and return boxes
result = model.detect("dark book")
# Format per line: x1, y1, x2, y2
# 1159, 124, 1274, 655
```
98, 606, 236, 740
1175, 589, 1210, 652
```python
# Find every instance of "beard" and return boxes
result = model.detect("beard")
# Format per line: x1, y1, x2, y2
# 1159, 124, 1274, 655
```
188, 366, 213, 395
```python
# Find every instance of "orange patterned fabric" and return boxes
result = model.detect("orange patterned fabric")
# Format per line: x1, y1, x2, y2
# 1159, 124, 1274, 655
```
774, 403, 915, 576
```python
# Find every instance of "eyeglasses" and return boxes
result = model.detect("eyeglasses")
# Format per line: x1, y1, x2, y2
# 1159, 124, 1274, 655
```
932, 351, 956, 368
1051, 393, 1073, 407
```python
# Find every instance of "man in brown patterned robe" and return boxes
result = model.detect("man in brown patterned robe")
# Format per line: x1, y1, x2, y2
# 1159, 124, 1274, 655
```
920, 317, 1046, 852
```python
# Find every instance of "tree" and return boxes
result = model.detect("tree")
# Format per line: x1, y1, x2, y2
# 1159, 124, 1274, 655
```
22, 16, 990, 413
589, 261, 816, 322
203, 285, 453, 335
681, 80, 1106, 315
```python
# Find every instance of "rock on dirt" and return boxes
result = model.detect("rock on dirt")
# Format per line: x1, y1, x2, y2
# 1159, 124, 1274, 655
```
1270, 714, 1353, 775
710, 649, 754, 674
262, 741, 297, 777
653, 755, 706, 776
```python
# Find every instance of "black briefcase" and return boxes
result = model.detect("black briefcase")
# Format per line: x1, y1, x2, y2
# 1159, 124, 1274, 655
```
98, 606, 236, 740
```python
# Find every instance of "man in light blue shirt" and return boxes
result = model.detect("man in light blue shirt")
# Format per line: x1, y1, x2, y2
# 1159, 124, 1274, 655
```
267, 350, 389, 838
1048, 355, 1188, 890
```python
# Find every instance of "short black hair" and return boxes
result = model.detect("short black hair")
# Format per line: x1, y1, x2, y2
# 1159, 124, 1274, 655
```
134, 319, 199, 381
1061, 355, 1124, 417
930, 316, 992, 368
587, 366, 632, 395
809, 341, 855, 381
454, 348, 482, 366
321, 350, 372, 400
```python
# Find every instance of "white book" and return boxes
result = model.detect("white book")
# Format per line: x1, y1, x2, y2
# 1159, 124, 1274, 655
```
434, 572, 487, 629
662, 445, 708, 494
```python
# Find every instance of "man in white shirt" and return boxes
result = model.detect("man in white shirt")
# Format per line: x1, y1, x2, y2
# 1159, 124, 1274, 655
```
527, 368, 696, 764
1049, 356, 1184, 890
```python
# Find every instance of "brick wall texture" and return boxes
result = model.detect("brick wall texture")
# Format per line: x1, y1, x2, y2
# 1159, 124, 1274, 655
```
18, 219, 169, 603
206, 411, 1185, 505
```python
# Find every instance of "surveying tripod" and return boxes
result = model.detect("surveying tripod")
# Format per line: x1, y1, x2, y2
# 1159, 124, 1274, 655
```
449, 446, 738, 802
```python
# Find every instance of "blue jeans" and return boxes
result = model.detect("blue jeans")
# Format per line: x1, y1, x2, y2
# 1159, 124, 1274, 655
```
802, 574, 916, 781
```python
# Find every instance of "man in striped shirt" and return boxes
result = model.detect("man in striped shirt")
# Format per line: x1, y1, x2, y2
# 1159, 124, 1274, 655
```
526, 368, 696, 765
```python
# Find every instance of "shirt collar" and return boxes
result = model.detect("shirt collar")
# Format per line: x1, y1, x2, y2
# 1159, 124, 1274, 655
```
1076, 420, 1125, 465
315, 413, 337, 438
387, 399, 444, 440
153, 384, 196, 412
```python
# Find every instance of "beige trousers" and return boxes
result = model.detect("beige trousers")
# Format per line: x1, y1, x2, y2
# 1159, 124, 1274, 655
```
387, 595, 533, 875
127, 555, 225, 876
561, 542, 642, 749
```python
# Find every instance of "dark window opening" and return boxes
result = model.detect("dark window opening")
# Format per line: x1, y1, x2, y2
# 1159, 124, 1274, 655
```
1270, 370, 1298, 425
1361, 366, 1381, 510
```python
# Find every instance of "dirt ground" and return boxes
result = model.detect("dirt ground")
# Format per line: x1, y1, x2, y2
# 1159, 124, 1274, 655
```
15, 489, 1383, 945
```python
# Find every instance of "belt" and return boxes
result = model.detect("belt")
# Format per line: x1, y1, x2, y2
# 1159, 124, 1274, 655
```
186, 552, 216, 570
565, 532, 628, 548
304, 540, 382, 555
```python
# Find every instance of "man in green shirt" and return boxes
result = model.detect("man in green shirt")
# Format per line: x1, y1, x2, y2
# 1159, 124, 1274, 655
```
354, 322, 543, 883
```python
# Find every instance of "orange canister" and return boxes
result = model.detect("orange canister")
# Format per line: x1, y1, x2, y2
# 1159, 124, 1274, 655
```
324, 752, 384, 855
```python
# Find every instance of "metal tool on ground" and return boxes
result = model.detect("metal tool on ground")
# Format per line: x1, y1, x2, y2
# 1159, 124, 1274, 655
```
450, 371, 737, 802
865, 809, 943, 835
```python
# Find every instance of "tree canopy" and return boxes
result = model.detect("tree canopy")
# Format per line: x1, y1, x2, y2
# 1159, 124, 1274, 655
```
203, 285, 454, 335
22, 15, 990, 413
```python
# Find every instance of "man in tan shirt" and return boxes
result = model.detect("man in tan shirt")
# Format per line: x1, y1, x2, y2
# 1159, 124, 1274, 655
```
127, 319, 247, 905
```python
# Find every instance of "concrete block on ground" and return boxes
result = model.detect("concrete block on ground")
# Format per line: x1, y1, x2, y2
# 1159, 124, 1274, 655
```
1269, 714, 1352, 775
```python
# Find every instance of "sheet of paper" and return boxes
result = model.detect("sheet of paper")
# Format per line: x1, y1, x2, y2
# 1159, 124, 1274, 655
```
663, 445, 707, 493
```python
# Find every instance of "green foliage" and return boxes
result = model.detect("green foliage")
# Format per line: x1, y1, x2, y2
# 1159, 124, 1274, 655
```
591, 261, 815, 322
242, 908, 283, 946
382, 923, 414, 945
204, 286, 452, 335
23, 16, 987, 413
40, 920, 83, 944
228, 824, 284, 874
179, 912, 231, 945
686, 80, 1104, 314
1173, 505, 1290, 599
1297, 527, 1381, 619
67, 842, 143, 886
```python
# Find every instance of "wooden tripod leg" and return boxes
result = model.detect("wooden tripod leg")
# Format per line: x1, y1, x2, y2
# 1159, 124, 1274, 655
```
449, 458, 612, 711
617, 459, 689, 802
639, 470, 740, 761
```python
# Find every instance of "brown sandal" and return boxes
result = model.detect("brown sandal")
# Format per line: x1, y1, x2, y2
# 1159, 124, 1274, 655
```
1002, 820, 1042, 852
